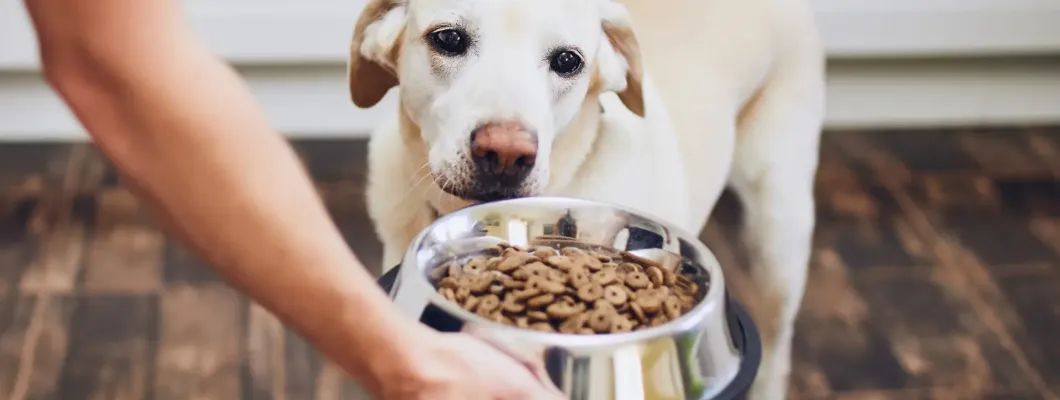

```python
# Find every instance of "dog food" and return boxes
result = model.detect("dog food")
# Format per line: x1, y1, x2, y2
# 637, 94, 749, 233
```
429, 240, 704, 334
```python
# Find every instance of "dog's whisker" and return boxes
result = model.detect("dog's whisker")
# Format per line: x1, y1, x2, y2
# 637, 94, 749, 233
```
390, 168, 434, 214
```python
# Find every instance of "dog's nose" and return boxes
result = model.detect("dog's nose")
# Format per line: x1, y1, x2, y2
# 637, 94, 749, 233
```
470, 122, 538, 184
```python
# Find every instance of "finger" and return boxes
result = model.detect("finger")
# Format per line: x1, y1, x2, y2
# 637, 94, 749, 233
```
462, 327, 559, 391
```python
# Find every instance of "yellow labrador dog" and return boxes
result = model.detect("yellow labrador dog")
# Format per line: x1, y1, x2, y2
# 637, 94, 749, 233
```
347, 0, 824, 397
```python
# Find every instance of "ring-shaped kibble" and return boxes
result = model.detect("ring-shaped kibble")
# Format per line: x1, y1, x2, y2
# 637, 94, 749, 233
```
546, 255, 573, 271
543, 280, 567, 295
528, 311, 550, 321
471, 275, 495, 293
546, 302, 581, 319
440, 287, 456, 302
487, 257, 503, 270
496, 252, 532, 272
455, 287, 471, 302
589, 308, 613, 332
447, 262, 463, 277
534, 246, 557, 258
635, 294, 663, 313
547, 269, 568, 284
525, 276, 546, 292
528, 293, 556, 308
530, 322, 555, 332
561, 247, 586, 257
627, 262, 647, 273
502, 299, 526, 313
630, 302, 647, 322
664, 296, 682, 320
570, 268, 591, 287
647, 266, 665, 286
478, 294, 500, 312
577, 283, 604, 302
592, 268, 617, 286
489, 284, 505, 295
501, 277, 525, 289
438, 277, 458, 289
464, 258, 486, 273
463, 296, 480, 312
625, 271, 651, 289
604, 284, 629, 306
611, 317, 634, 333
514, 288, 540, 301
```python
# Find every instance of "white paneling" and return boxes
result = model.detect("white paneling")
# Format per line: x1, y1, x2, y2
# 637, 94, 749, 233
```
3, 58, 1060, 141
3, 0, 1060, 70
0, 66, 396, 140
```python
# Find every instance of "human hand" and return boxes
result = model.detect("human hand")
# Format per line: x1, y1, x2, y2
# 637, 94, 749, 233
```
375, 329, 566, 400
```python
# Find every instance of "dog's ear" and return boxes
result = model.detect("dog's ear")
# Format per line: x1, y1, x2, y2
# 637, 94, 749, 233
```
595, 1, 645, 117
348, 0, 407, 108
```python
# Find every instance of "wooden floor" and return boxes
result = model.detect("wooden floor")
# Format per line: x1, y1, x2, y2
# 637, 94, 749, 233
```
1, 128, 1060, 399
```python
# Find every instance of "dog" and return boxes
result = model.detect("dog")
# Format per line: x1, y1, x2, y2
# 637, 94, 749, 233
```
347, 0, 824, 397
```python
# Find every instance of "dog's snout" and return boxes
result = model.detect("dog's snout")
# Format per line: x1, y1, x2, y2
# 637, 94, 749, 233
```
470, 121, 538, 184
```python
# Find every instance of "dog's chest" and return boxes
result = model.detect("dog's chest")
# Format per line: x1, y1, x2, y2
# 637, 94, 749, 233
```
546, 164, 693, 232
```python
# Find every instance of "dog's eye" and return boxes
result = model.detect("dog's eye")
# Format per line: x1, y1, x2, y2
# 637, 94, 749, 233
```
428, 28, 469, 56
549, 50, 583, 77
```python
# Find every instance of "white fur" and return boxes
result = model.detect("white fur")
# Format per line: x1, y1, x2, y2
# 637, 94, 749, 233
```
351, 0, 824, 398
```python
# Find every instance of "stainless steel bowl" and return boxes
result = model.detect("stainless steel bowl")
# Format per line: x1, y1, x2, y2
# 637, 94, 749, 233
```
379, 197, 760, 400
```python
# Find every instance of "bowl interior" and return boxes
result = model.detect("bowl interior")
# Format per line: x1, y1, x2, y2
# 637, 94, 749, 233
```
401, 197, 728, 342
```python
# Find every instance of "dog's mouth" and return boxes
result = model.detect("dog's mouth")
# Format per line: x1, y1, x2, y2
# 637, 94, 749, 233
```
434, 175, 535, 202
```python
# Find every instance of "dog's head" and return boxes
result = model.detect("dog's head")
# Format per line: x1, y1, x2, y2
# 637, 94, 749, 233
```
349, 0, 643, 202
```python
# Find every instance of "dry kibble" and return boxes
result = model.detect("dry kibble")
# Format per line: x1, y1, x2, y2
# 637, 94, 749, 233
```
589, 308, 614, 332
664, 296, 682, 320
546, 302, 582, 319
577, 283, 604, 302
530, 322, 555, 332
463, 296, 480, 312
431, 241, 705, 334
625, 271, 651, 289
534, 246, 557, 258
464, 258, 487, 274
528, 293, 556, 308
592, 268, 617, 286
603, 284, 629, 306
528, 311, 550, 321
478, 294, 501, 313
647, 266, 665, 287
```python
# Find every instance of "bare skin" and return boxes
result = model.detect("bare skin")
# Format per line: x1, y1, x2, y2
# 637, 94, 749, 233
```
23, 1, 563, 399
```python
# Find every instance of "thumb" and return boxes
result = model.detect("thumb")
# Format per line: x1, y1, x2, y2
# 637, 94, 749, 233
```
462, 327, 561, 394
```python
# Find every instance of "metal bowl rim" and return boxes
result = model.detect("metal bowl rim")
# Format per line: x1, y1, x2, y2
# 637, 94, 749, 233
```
400, 196, 730, 348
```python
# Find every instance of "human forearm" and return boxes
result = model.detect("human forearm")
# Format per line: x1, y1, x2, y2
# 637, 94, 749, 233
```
26, 0, 422, 391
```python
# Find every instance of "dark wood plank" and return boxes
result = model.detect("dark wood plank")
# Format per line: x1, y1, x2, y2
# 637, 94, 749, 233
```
283, 329, 323, 399
163, 242, 223, 284
153, 284, 243, 399
0, 295, 37, 399
851, 272, 1039, 397
995, 273, 1060, 388
0, 196, 38, 296
82, 188, 164, 294
56, 294, 157, 399
0, 143, 74, 193
241, 303, 286, 400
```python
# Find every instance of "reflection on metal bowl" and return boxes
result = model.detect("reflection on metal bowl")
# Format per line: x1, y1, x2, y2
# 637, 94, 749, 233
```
378, 197, 761, 400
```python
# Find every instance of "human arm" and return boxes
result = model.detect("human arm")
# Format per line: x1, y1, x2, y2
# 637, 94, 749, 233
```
22, 0, 422, 393
23, 1, 564, 398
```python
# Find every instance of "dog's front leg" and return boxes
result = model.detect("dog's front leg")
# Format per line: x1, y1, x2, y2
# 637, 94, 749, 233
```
729, 64, 824, 400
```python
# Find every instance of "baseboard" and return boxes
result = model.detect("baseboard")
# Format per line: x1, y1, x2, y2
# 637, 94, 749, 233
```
2, 57, 1059, 141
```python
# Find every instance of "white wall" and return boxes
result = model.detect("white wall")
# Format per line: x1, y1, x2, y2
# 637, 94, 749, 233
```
2, 0, 1060, 140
